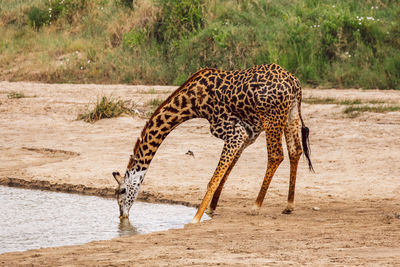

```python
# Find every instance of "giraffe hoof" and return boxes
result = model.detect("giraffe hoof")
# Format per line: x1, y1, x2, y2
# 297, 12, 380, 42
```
247, 205, 260, 216
282, 208, 293, 214
205, 207, 214, 216
190, 217, 200, 224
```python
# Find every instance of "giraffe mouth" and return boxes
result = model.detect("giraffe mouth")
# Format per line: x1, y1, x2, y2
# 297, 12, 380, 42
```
119, 206, 129, 219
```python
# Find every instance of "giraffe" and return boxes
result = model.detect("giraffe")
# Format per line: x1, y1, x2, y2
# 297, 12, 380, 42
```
112, 63, 313, 223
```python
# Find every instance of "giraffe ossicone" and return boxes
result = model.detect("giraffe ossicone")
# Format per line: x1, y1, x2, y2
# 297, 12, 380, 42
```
113, 64, 313, 222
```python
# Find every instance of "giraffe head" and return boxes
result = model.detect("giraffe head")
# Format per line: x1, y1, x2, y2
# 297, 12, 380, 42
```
112, 155, 146, 219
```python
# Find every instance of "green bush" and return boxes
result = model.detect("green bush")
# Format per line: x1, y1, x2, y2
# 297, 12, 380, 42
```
153, 0, 204, 42
27, 6, 49, 30
27, 0, 87, 30
118, 0, 134, 9
47, 0, 87, 24
123, 29, 147, 49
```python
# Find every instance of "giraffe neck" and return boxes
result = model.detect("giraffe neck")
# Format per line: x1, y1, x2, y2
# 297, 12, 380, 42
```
132, 90, 198, 172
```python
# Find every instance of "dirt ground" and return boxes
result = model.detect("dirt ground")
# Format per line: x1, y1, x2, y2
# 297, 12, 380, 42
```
0, 81, 399, 266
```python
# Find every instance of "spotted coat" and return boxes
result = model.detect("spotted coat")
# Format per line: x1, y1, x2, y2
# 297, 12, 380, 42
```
113, 63, 313, 222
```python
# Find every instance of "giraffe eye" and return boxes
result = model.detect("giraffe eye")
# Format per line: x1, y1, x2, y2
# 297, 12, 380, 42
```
120, 188, 126, 194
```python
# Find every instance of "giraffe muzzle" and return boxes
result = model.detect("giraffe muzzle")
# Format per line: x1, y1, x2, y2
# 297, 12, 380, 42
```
119, 206, 129, 219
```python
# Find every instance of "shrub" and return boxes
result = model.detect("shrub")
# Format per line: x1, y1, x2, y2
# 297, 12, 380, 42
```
153, 0, 204, 42
118, 0, 134, 9
123, 29, 147, 49
27, 6, 49, 30
27, 0, 87, 30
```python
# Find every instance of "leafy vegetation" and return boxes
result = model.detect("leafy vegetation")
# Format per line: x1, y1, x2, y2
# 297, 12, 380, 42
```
0, 0, 399, 89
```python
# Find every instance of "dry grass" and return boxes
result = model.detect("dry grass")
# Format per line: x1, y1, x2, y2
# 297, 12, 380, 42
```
303, 97, 385, 106
7, 91, 26, 99
303, 96, 399, 117
78, 96, 136, 123
145, 97, 165, 117
343, 105, 400, 118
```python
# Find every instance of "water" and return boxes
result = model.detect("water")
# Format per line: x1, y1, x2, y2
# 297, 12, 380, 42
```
0, 186, 208, 254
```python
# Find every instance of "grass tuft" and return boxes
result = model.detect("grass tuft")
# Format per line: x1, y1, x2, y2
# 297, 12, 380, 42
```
304, 96, 399, 117
78, 96, 136, 123
145, 97, 165, 117
343, 105, 400, 117
147, 98, 164, 108
303, 97, 337, 105
7, 91, 26, 99
303, 97, 385, 106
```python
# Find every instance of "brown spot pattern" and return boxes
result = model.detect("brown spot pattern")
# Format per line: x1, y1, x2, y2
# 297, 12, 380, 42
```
116, 63, 311, 222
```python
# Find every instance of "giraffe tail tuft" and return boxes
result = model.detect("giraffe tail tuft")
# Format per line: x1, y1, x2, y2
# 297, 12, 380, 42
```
301, 125, 314, 172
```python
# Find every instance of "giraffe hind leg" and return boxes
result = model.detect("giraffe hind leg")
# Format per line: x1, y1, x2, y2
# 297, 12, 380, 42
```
282, 113, 302, 214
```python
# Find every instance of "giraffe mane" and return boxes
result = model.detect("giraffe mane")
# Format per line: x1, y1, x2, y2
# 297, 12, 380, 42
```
131, 68, 216, 160
126, 155, 134, 170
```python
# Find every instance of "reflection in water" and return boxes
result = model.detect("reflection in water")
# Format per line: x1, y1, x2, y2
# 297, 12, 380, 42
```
118, 218, 138, 236
0, 186, 210, 254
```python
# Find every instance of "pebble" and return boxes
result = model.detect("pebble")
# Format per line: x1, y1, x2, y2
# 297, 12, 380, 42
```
312, 207, 320, 211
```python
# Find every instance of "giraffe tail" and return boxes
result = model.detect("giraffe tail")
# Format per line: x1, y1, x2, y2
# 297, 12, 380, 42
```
300, 123, 314, 172
297, 91, 314, 172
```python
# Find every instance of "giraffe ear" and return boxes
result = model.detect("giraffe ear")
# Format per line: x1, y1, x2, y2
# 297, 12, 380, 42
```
112, 172, 123, 185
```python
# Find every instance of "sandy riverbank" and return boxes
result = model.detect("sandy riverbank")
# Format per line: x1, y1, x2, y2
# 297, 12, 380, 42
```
0, 82, 399, 266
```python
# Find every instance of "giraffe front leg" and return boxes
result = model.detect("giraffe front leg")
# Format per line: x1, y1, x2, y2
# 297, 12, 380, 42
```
192, 137, 246, 223
206, 149, 242, 216
250, 118, 285, 215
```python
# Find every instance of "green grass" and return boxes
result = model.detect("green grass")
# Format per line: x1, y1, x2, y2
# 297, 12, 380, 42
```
7, 91, 26, 99
343, 105, 400, 117
147, 98, 164, 108
302, 97, 337, 105
145, 97, 165, 116
303, 96, 399, 117
137, 88, 158, 94
303, 97, 384, 105
78, 96, 136, 123
0, 0, 399, 89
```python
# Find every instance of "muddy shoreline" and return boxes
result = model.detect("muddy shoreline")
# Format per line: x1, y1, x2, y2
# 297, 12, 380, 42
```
0, 177, 197, 207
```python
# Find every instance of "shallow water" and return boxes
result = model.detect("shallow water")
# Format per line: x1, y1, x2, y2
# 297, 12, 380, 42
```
0, 186, 208, 254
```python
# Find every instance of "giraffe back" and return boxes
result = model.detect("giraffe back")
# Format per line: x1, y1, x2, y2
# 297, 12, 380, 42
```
181, 64, 301, 139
